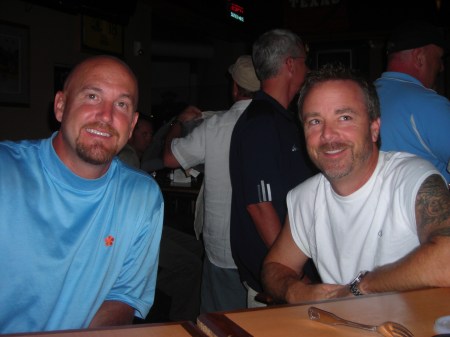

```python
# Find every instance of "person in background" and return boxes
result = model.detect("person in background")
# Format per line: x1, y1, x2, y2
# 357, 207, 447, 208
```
375, 19, 450, 184
163, 55, 261, 313
229, 29, 316, 308
141, 102, 202, 174
0, 55, 163, 334
118, 115, 154, 168
118, 112, 203, 323
262, 64, 450, 304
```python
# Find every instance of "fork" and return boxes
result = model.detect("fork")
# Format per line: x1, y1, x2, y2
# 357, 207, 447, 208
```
308, 306, 414, 337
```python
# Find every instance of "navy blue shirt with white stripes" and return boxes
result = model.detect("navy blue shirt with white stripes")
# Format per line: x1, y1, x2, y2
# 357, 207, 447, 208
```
229, 91, 315, 292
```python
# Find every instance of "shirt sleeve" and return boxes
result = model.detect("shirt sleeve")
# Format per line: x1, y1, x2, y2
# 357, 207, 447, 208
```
171, 120, 207, 170
238, 114, 285, 206
105, 188, 164, 318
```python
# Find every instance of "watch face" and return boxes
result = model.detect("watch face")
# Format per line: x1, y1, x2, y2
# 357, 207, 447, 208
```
349, 271, 368, 296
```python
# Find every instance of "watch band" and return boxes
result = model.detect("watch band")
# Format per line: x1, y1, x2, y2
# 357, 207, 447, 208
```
348, 271, 368, 296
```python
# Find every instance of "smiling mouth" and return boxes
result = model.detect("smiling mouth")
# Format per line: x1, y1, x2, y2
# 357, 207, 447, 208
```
85, 128, 112, 138
324, 148, 344, 155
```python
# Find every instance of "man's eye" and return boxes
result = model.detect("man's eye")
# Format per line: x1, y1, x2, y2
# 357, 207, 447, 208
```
116, 101, 128, 108
308, 119, 319, 125
340, 115, 351, 121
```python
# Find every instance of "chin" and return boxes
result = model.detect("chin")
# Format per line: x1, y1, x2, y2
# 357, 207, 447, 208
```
77, 142, 117, 165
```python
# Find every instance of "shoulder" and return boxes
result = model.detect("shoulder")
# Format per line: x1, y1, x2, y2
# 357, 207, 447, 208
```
381, 151, 438, 173
244, 99, 276, 120
114, 159, 162, 198
0, 138, 41, 163
234, 100, 278, 132
379, 151, 442, 187
378, 72, 450, 106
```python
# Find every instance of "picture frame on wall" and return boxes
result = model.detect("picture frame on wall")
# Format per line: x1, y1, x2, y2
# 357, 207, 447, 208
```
81, 15, 124, 56
315, 49, 353, 69
0, 21, 30, 106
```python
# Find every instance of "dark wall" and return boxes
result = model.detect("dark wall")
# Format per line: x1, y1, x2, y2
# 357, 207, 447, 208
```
0, 0, 152, 141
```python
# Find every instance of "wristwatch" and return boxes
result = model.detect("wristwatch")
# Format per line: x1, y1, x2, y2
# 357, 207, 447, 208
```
348, 271, 368, 296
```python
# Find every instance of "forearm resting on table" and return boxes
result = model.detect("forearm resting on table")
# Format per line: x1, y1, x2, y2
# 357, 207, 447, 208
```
262, 261, 303, 302
262, 262, 348, 303
89, 300, 135, 328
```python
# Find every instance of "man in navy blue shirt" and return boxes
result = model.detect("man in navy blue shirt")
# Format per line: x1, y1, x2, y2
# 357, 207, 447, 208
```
229, 29, 316, 307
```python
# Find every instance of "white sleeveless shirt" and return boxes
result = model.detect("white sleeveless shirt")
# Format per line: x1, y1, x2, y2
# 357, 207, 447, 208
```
288, 151, 441, 284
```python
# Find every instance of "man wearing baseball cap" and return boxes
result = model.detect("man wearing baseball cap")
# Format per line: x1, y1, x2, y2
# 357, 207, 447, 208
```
163, 55, 260, 313
375, 20, 450, 184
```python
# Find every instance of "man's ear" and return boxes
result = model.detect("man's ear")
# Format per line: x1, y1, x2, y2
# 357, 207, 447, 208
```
370, 117, 381, 143
54, 91, 65, 122
286, 56, 295, 73
412, 47, 425, 68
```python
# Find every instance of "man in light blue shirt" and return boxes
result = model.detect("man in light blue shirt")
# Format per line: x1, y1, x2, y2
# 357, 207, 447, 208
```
375, 20, 450, 183
0, 55, 163, 334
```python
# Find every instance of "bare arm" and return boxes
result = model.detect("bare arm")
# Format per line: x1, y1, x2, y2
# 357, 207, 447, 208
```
88, 301, 135, 328
359, 174, 450, 294
162, 105, 202, 168
247, 202, 282, 247
262, 217, 347, 303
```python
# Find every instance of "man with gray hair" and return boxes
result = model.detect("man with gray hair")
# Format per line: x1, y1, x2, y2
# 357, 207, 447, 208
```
229, 29, 316, 308
163, 55, 260, 313
262, 64, 450, 304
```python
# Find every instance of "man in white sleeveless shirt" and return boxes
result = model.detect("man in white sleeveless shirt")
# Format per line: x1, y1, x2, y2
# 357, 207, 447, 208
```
262, 64, 450, 303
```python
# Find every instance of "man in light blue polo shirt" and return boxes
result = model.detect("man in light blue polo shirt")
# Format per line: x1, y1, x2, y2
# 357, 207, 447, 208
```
375, 20, 450, 184
0, 55, 163, 334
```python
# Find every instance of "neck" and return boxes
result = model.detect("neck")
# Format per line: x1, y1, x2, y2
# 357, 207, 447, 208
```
386, 54, 425, 86
262, 79, 293, 109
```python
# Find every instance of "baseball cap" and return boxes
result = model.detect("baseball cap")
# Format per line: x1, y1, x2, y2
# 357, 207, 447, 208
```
228, 55, 260, 92
386, 20, 448, 54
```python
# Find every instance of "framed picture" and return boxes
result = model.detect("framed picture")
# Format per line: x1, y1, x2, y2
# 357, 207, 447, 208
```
315, 49, 353, 69
81, 15, 124, 56
0, 21, 30, 106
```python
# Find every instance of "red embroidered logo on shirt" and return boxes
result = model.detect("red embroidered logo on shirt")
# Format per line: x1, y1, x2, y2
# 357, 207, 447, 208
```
105, 235, 115, 247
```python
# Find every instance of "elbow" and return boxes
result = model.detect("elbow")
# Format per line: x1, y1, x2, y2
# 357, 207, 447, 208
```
162, 150, 179, 168
162, 153, 171, 167
260, 261, 287, 302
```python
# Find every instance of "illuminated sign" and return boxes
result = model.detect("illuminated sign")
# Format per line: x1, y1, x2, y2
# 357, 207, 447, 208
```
229, 2, 245, 22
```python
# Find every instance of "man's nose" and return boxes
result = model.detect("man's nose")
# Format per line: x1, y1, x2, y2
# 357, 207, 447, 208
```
320, 122, 337, 140
97, 102, 114, 122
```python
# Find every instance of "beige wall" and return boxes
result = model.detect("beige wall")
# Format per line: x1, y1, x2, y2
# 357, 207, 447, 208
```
0, 0, 152, 141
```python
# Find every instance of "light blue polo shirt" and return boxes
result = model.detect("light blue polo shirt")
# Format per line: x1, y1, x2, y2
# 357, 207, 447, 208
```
0, 133, 163, 333
376, 71, 450, 183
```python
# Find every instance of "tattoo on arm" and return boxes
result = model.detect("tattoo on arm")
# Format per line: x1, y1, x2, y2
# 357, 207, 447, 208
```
415, 174, 450, 242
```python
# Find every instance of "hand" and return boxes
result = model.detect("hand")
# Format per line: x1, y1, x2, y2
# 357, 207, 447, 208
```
177, 105, 202, 123
286, 282, 350, 304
